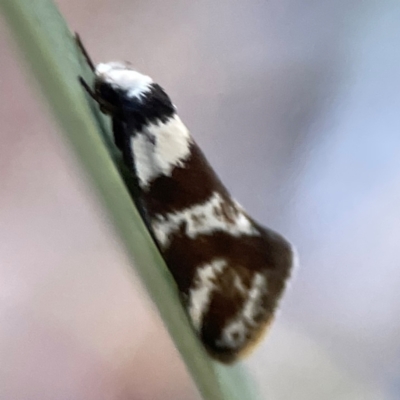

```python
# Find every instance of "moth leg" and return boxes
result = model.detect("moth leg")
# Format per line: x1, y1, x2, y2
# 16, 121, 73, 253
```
79, 77, 96, 99
119, 118, 155, 233
75, 33, 96, 72
111, 118, 126, 151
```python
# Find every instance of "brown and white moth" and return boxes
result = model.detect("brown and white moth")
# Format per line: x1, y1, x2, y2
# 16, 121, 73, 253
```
77, 38, 295, 363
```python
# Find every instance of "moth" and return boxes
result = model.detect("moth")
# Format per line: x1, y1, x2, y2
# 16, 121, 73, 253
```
77, 37, 295, 363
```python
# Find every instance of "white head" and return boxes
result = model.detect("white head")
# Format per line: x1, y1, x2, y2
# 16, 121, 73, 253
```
95, 62, 153, 100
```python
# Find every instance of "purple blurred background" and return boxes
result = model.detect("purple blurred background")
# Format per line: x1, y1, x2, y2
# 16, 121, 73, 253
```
1, 0, 399, 399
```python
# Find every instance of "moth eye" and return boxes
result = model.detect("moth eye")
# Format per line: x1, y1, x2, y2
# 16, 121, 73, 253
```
96, 82, 119, 104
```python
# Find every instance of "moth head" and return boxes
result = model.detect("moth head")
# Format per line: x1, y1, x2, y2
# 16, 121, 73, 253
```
94, 62, 153, 115
93, 62, 175, 122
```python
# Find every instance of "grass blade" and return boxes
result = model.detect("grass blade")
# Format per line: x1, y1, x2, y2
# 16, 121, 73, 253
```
0, 1, 259, 399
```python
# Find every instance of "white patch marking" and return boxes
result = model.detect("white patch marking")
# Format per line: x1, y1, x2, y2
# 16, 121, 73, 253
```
234, 274, 247, 294
217, 273, 267, 349
217, 318, 247, 349
188, 259, 227, 331
131, 115, 192, 189
242, 273, 267, 325
95, 62, 153, 100
151, 192, 259, 249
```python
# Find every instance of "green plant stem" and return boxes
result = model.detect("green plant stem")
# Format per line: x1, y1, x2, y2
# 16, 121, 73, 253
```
0, 1, 259, 399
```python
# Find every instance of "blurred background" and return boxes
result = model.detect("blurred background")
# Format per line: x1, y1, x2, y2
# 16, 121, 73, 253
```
1, 0, 399, 399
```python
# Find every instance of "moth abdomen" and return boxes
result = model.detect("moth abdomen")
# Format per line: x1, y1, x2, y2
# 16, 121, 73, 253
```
79, 52, 296, 362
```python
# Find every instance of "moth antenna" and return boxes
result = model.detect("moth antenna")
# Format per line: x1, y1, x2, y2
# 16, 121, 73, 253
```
75, 33, 96, 72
